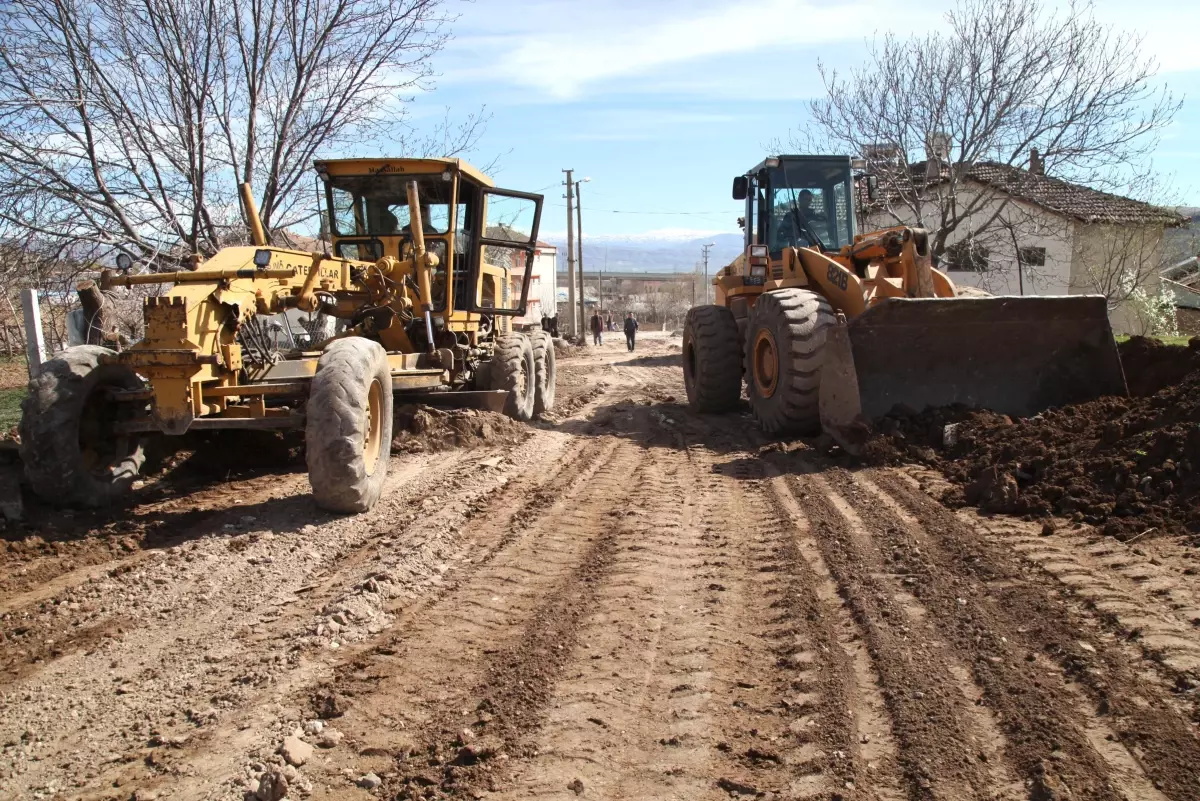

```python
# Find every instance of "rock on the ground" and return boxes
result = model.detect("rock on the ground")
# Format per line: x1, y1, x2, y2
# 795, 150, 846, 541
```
254, 769, 289, 801
279, 734, 313, 766
313, 690, 347, 719
357, 773, 382, 790
316, 729, 343, 748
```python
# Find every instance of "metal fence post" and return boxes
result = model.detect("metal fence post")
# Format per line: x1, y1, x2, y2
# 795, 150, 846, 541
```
21, 287, 45, 378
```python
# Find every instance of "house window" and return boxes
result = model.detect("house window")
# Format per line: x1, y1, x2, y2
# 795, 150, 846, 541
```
943, 241, 990, 272
1019, 246, 1046, 267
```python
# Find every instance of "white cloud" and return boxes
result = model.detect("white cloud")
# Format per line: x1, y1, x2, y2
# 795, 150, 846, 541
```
438, 0, 1199, 104
443, 0, 886, 99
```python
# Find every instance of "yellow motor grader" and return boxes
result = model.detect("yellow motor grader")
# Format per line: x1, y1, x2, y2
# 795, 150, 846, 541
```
20, 158, 552, 513
683, 154, 1127, 448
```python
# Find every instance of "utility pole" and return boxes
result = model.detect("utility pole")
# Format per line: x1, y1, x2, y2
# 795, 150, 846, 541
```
576, 177, 590, 344
563, 169, 575, 337
701, 243, 716, 305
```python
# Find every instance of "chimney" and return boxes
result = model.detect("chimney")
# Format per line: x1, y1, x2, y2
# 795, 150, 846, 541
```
1029, 148, 1044, 176
925, 132, 951, 180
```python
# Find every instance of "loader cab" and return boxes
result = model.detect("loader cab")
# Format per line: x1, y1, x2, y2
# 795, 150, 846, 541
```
733, 156, 857, 259
316, 158, 543, 328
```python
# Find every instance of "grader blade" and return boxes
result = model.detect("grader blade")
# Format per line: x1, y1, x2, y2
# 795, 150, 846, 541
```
819, 295, 1127, 452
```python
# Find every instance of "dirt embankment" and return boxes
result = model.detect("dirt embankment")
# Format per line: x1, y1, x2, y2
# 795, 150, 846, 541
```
866, 337, 1200, 541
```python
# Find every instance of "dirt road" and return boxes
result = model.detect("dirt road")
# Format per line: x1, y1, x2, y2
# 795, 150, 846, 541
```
3, 332, 1199, 801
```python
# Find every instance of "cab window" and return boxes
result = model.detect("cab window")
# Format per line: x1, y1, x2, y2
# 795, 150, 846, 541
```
327, 174, 452, 237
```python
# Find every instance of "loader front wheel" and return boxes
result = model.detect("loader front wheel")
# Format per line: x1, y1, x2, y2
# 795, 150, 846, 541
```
745, 289, 835, 435
531, 329, 557, 415
306, 337, 393, 514
682, 304, 742, 413
489, 333, 536, 421
20, 346, 146, 507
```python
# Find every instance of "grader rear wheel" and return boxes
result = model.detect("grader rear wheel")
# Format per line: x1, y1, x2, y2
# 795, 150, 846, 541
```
489, 333, 536, 421
744, 289, 835, 435
682, 304, 742, 413
19, 345, 146, 507
531, 329, 557, 415
306, 337, 393, 513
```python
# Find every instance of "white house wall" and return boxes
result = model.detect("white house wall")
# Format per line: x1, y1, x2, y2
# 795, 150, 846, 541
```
865, 186, 1075, 296
1069, 223, 1165, 335
864, 182, 1169, 334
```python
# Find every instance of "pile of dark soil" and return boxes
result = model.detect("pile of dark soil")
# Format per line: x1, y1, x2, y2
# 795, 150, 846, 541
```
865, 337, 1200, 541
391, 404, 527, 453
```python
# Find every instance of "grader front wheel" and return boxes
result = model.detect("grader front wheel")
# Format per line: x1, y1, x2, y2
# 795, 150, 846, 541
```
682, 305, 742, 413
744, 289, 835, 435
306, 337, 393, 513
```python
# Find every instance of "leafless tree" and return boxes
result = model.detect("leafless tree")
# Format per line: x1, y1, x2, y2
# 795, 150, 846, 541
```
0, 0, 485, 269
792, 0, 1178, 259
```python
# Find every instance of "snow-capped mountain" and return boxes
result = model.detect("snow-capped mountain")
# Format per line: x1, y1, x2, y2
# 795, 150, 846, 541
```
540, 229, 743, 273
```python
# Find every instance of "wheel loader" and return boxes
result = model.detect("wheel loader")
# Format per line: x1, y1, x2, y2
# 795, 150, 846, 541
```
20, 157, 554, 513
682, 154, 1127, 449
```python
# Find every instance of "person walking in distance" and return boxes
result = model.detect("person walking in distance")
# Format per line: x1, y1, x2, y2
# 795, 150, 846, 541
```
624, 312, 638, 352
590, 310, 603, 346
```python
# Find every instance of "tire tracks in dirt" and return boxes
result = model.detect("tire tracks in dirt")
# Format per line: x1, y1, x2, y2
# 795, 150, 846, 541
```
356, 441, 644, 798
774, 466, 1012, 801
231, 438, 642, 800
865, 468, 1200, 801
977, 516, 1200, 708
485, 442, 730, 801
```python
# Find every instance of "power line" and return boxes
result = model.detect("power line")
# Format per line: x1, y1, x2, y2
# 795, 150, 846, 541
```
545, 204, 732, 216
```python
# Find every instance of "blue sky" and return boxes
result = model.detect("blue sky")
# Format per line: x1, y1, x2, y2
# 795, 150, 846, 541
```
389, 0, 1200, 238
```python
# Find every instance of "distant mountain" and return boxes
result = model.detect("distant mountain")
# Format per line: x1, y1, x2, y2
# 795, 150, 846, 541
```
541, 230, 743, 274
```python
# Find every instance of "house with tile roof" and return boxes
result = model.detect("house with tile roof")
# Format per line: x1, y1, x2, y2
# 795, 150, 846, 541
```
863, 157, 1187, 334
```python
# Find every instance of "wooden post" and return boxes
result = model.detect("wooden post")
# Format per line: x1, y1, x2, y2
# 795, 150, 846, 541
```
21, 287, 45, 377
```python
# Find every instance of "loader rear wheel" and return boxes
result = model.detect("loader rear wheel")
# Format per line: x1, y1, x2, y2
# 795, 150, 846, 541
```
745, 289, 835, 435
683, 305, 742, 413
306, 337, 393, 514
19, 345, 146, 507
531, 329, 557, 415
489, 333, 536, 421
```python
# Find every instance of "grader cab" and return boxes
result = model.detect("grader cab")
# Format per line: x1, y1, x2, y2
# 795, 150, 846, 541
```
20, 158, 553, 513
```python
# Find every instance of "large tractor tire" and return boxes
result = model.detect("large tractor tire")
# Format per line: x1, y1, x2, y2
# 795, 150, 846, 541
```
20, 345, 146, 507
489, 333, 536, 421
744, 289, 835, 435
306, 338, 393, 514
531, 329, 557, 415
682, 304, 743, 413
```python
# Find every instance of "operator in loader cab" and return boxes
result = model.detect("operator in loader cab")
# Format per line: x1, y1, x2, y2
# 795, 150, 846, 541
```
773, 189, 827, 251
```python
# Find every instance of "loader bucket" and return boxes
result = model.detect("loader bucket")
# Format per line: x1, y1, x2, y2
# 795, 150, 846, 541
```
818, 295, 1127, 452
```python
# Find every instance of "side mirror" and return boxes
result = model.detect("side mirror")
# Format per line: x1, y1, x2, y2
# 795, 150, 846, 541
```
732, 176, 748, 201
866, 175, 879, 201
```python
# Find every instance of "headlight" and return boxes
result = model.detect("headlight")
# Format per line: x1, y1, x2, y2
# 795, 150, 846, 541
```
750, 245, 767, 258
253, 249, 272, 268
115, 253, 133, 272
750, 264, 767, 278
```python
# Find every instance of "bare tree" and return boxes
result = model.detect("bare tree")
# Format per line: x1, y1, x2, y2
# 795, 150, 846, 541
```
0, 0, 485, 268
794, 0, 1178, 258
